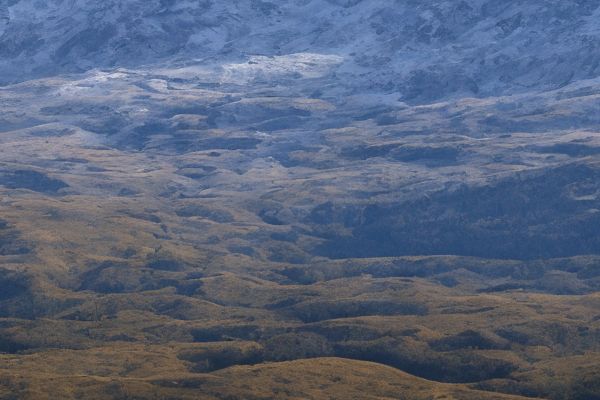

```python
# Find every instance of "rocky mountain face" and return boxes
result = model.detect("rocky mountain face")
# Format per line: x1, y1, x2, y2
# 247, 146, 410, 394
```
2, 0, 600, 102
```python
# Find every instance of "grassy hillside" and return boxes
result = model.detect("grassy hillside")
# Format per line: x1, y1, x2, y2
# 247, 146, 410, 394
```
1, 43, 600, 399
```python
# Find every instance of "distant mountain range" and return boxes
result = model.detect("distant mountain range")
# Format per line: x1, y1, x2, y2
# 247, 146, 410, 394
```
3, 0, 600, 102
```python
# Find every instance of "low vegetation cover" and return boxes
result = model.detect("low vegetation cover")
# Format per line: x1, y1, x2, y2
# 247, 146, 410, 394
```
1, 0, 600, 398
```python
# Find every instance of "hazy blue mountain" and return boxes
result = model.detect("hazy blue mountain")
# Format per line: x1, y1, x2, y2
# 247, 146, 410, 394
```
2, 0, 600, 102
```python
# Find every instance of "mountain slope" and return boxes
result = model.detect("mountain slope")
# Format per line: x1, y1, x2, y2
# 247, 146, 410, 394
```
0, 352, 542, 400
2, 0, 600, 102
1, 1, 600, 400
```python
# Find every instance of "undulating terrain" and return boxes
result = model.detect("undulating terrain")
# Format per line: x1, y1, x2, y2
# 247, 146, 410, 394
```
1, 1, 600, 399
